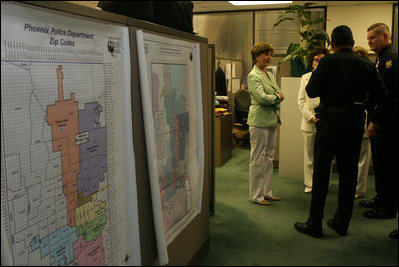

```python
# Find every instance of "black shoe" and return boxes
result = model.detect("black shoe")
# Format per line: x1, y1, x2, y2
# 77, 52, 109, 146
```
327, 219, 347, 237
359, 198, 377, 209
389, 230, 398, 240
294, 222, 322, 238
362, 209, 396, 219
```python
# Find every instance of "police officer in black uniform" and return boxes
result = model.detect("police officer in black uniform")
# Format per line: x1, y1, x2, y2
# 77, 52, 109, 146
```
294, 25, 386, 238
360, 23, 398, 239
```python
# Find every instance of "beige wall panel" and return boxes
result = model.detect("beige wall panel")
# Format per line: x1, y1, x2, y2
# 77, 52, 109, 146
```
327, 4, 393, 50
278, 77, 304, 179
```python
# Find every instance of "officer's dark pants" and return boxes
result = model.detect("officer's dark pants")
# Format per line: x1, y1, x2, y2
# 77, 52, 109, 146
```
374, 121, 397, 215
306, 109, 365, 231
394, 102, 399, 219
369, 136, 382, 206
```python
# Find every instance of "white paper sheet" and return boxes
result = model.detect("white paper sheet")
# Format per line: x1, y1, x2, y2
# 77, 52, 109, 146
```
232, 78, 241, 93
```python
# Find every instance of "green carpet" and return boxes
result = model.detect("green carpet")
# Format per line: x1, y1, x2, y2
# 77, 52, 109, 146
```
198, 147, 398, 266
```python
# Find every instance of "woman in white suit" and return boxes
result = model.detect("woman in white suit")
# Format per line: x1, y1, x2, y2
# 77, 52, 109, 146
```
298, 47, 330, 193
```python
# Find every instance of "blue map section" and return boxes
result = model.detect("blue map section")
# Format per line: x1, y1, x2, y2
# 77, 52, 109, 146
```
30, 225, 77, 266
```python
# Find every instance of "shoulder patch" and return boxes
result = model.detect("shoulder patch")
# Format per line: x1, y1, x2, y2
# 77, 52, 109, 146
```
386, 59, 393, 69
313, 61, 319, 72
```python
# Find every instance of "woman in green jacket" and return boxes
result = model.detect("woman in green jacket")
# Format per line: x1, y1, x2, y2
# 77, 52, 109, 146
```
248, 42, 284, 205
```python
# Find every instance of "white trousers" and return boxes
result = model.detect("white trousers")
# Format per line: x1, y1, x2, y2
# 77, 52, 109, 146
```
302, 131, 332, 188
356, 138, 371, 194
249, 126, 277, 203
302, 131, 316, 187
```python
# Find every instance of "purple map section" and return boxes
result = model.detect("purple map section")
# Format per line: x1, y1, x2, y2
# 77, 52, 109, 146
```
79, 102, 103, 132
77, 102, 107, 197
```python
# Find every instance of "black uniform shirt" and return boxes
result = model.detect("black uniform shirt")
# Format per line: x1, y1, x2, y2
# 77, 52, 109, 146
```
374, 44, 398, 125
306, 47, 386, 115
376, 44, 398, 95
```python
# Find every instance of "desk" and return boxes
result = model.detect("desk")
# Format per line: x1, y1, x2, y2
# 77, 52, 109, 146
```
214, 114, 232, 167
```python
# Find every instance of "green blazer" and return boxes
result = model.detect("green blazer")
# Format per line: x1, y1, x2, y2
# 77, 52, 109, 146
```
247, 65, 282, 128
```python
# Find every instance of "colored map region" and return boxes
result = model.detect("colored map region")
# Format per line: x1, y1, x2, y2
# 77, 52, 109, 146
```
45, 65, 107, 265
151, 64, 193, 233
1, 63, 108, 265
1, 3, 140, 265
46, 66, 80, 227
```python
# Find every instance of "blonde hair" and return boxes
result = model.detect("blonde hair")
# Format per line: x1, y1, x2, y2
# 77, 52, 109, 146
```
251, 42, 273, 65
353, 46, 369, 59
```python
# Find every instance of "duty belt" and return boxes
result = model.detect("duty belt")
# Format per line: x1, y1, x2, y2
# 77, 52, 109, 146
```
322, 103, 364, 114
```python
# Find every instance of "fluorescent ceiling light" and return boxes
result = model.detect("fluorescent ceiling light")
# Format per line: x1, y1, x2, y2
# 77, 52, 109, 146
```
229, 1, 292, 6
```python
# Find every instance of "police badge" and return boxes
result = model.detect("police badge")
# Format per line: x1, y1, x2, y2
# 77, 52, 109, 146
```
386, 59, 393, 69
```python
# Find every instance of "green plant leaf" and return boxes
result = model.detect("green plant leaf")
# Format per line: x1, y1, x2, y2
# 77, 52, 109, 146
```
275, 8, 298, 19
311, 31, 330, 44
286, 43, 301, 55
273, 17, 294, 28
303, 10, 312, 20
300, 54, 307, 68
273, 2, 328, 74
277, 54, 293, 71
308, 17, 328, 27
286, 4, 306, 11
299, 30, 313, 39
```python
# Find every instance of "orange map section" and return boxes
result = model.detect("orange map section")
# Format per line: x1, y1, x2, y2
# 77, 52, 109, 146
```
46, 65, 80, 227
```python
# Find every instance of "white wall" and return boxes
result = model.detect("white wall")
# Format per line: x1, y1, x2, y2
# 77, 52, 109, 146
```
278, 77, 304, 180
326, 4, 393, 50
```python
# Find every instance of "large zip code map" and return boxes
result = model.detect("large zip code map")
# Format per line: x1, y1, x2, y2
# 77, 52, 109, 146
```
1, 2, 140, 266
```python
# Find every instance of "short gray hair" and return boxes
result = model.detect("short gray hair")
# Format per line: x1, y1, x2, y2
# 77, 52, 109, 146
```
367, 23, 390, 36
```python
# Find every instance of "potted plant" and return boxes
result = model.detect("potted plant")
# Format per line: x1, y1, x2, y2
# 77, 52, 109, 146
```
273, 2, 330, 77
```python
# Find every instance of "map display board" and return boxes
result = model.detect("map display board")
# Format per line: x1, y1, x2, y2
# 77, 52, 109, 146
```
136, 30, 204, 265
1, 2, 140, 266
